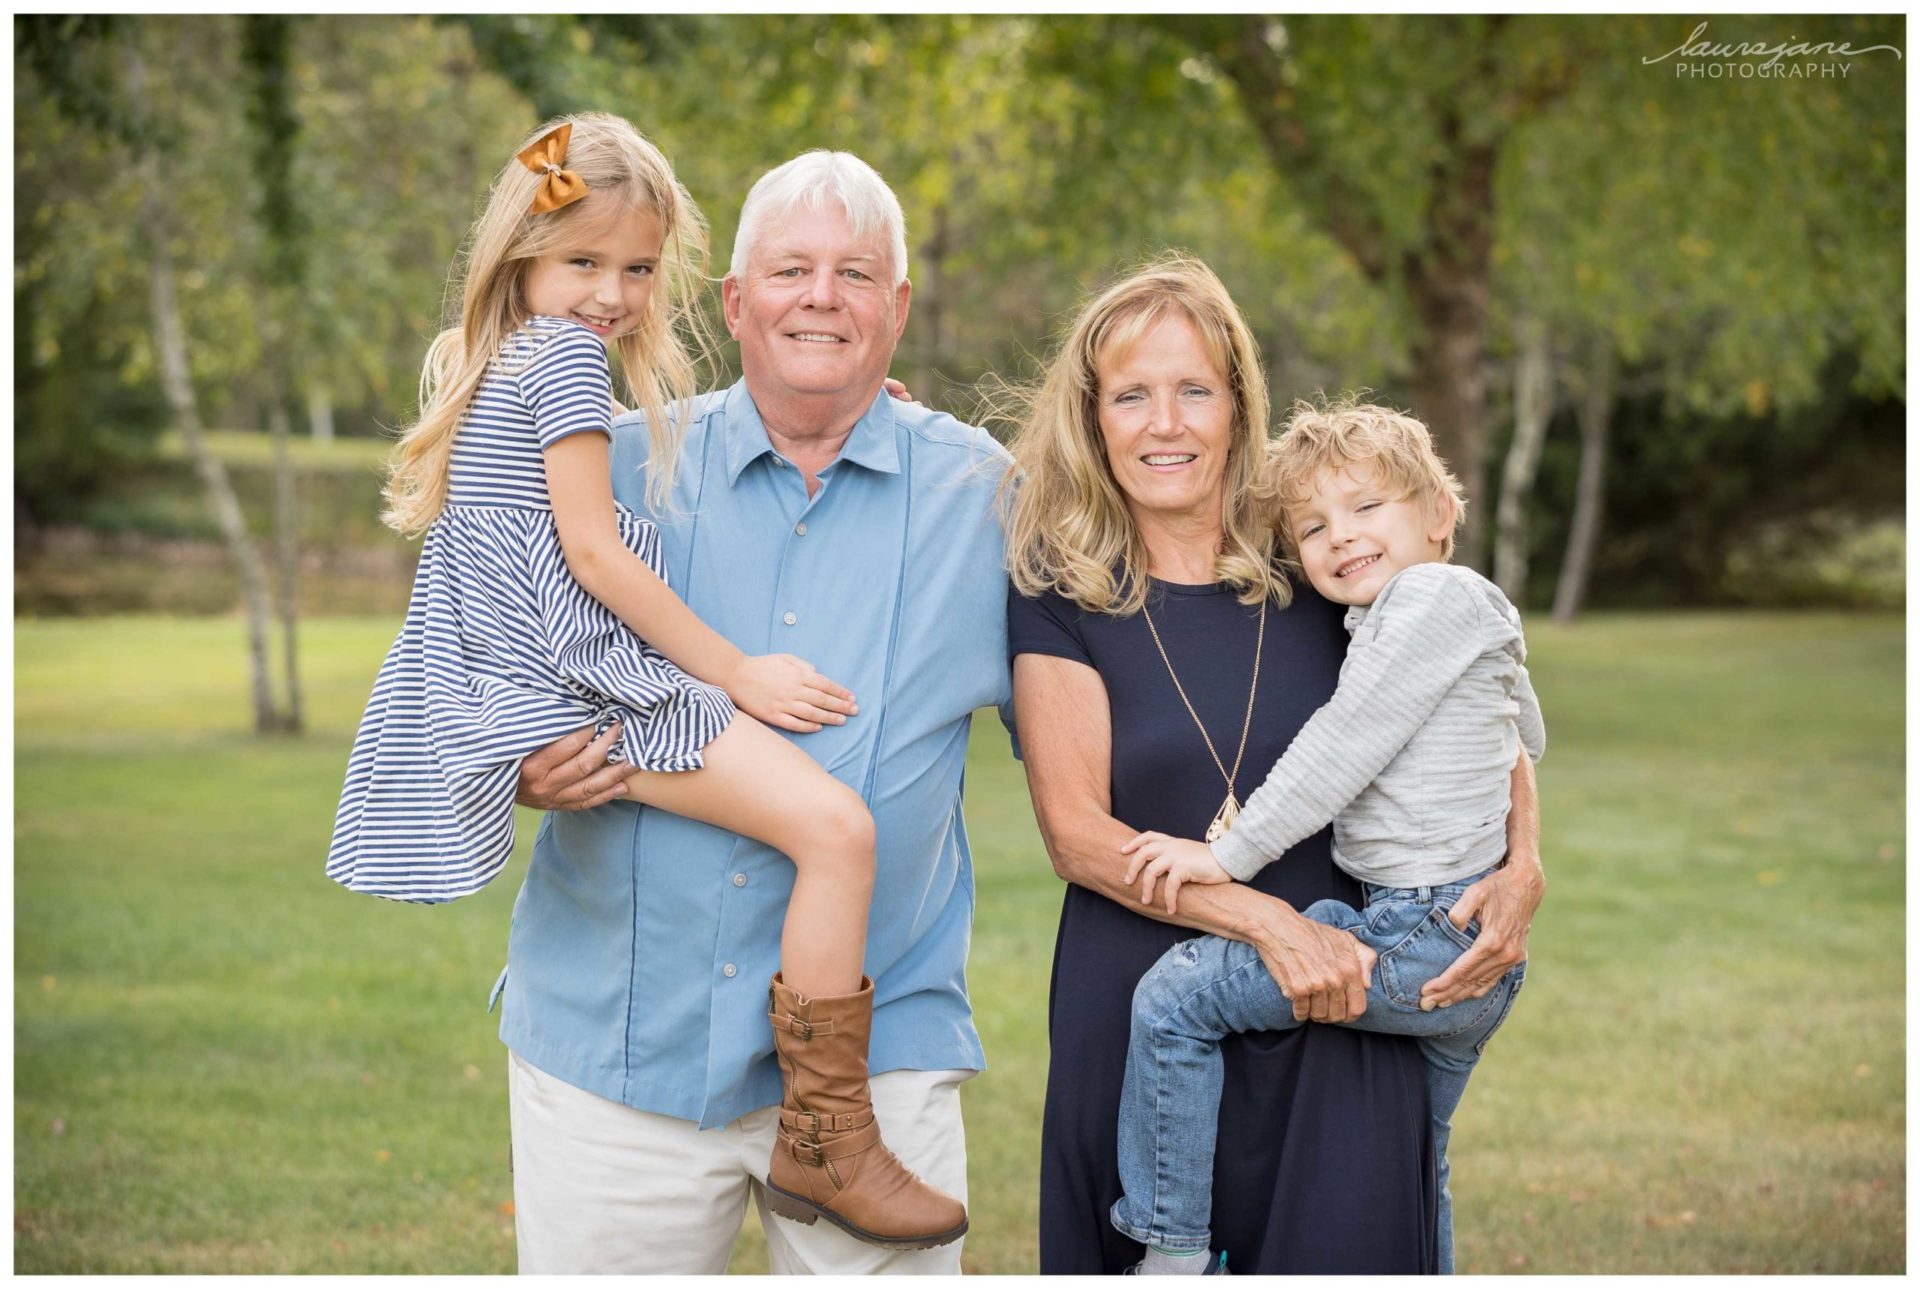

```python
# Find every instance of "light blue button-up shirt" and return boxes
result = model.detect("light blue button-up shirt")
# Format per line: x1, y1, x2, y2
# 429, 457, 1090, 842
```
497, 381, 1013, 1128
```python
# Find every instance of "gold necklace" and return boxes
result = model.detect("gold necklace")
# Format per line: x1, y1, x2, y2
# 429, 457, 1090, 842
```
1140, 589, 1266, 842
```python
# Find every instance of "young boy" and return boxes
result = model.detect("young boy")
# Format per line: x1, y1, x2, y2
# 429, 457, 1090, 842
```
1108, 399, 1544, 1276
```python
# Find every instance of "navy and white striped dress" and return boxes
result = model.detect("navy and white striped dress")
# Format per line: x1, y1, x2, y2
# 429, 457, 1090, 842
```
326, 315, 735, 903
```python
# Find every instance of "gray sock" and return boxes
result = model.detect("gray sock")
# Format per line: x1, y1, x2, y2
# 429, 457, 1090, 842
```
1141, 1246, 1212, 1276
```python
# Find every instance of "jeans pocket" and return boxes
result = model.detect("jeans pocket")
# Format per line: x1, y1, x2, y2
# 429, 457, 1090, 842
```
1378, 906, 1470, 1009
1433, 903, 1479, 952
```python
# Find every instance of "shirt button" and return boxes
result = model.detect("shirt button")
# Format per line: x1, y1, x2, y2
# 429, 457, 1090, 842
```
783, 611, 797, 626
794, 522, 808, 536
732, 873, 747, 887
723, 963, 737, 978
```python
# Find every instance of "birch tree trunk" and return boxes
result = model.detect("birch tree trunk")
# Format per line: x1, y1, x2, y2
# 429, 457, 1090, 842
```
129, 45, 283, 732
1552, 333, 1615, 623
142, 179, 283, 732
269, 394, 305, 731
306, 383, 334, 444
1493, 312, 1553, 602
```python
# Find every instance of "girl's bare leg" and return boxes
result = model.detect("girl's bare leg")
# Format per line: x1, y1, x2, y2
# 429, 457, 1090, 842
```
619, 715, 873, 997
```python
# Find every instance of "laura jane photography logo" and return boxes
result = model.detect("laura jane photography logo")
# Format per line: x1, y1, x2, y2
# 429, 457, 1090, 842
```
1645, 20, 1902, 78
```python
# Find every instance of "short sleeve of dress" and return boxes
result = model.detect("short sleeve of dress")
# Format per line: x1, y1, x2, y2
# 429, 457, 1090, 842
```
517, 323, 614, 448
1007, 583, 1095, 669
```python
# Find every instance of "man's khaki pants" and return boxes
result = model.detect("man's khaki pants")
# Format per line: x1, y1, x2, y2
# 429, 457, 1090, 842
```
508, 1051, 971, 1274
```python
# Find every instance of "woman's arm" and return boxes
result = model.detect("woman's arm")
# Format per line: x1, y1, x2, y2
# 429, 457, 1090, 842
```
543, 434, 854, 733
1420, 750, 1545, 1008
1014, 652, 1375, 1023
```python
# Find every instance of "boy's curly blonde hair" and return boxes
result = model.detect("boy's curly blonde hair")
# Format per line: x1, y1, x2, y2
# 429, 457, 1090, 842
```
1261, 397, 1467, 563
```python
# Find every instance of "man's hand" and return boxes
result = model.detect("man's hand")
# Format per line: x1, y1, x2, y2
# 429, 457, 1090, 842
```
723, 654, 857, 734
1120, 831, 1232, 914
516, 722, 631, 811
1420, 854, 1544, 1010
1248, 903, 1376, 1023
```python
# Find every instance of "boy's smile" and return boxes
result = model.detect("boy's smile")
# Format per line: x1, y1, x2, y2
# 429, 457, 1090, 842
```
1290, 465, 1455, 606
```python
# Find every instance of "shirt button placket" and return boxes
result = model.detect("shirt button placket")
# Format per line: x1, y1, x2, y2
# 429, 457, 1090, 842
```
722, 963, 737, 978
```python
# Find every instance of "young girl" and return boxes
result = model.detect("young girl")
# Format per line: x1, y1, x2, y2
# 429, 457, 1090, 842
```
326, 114, 965, 1250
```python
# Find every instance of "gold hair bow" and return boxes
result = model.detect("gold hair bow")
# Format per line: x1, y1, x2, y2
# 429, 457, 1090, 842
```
517, 123, 589, 214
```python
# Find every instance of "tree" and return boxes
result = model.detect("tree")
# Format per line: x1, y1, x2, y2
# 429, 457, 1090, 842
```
1493, 309, 1553, 601
1142, 15, 1588, 567
17, 16, 1904, 617
18, 17, 292, 730
242, 14, 307, 732
1488, 13, 1905, 614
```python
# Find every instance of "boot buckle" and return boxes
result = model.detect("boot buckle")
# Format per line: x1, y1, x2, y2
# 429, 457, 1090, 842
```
792, 1110, 823, 1134
791, 1138, 826, 1168
790, 1016, 814, 1041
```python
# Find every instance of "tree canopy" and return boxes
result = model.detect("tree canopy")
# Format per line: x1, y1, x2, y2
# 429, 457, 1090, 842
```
13, 14, 1904, 607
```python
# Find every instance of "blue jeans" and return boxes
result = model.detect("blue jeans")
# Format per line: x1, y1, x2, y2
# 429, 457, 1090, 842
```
1108, 871, 1525, 1275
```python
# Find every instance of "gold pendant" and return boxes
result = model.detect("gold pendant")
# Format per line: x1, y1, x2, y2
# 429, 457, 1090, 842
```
1205, 793, 1241, 843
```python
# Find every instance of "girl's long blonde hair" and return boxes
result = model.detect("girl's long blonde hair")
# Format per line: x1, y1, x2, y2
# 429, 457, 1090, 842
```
383, 113, 712, 536
1000, 253, 1287, 617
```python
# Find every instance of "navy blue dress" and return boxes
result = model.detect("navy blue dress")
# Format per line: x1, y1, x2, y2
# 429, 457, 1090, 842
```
1010, 576, 1438, 1274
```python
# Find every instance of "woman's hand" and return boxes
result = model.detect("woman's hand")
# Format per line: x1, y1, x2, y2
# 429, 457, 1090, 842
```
1419, 853, 1542, 1010
724, 654, 857, 734
1120, 831, 1232, 914
1247, 902, 1376, 1023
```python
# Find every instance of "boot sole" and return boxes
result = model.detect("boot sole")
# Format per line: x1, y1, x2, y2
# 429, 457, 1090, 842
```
764, 1181, 969, 1250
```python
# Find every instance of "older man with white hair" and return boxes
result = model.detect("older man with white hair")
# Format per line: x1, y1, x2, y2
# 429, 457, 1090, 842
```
495, 151, 1012, 1274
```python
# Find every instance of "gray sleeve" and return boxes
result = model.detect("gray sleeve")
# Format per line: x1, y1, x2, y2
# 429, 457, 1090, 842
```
1210, 567, 1489, 881
1514, 662, 1546, 763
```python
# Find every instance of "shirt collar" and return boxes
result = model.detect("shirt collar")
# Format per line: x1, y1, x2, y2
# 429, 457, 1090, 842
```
723, 380, 902, 486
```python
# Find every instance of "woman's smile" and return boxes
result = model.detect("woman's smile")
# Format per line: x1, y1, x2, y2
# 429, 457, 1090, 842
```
1141, 452, 1198, 471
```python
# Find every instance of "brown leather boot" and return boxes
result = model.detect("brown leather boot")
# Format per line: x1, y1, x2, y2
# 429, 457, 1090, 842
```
762, 973, 969, 1249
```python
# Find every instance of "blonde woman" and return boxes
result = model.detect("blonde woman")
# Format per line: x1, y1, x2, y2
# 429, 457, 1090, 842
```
1004, 256, 1449, 1272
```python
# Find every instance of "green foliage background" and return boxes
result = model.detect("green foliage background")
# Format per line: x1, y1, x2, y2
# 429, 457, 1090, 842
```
11, 14, 1906, 608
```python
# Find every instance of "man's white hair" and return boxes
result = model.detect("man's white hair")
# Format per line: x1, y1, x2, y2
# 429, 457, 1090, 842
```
728, 151, 909, 286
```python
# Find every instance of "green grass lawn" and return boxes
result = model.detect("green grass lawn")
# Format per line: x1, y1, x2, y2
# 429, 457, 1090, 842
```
14, 612, 1904, 1272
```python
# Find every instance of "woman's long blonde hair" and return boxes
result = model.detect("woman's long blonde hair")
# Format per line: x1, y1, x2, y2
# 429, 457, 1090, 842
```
1000, 253, 1287, 617
383, 113, 712, 535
